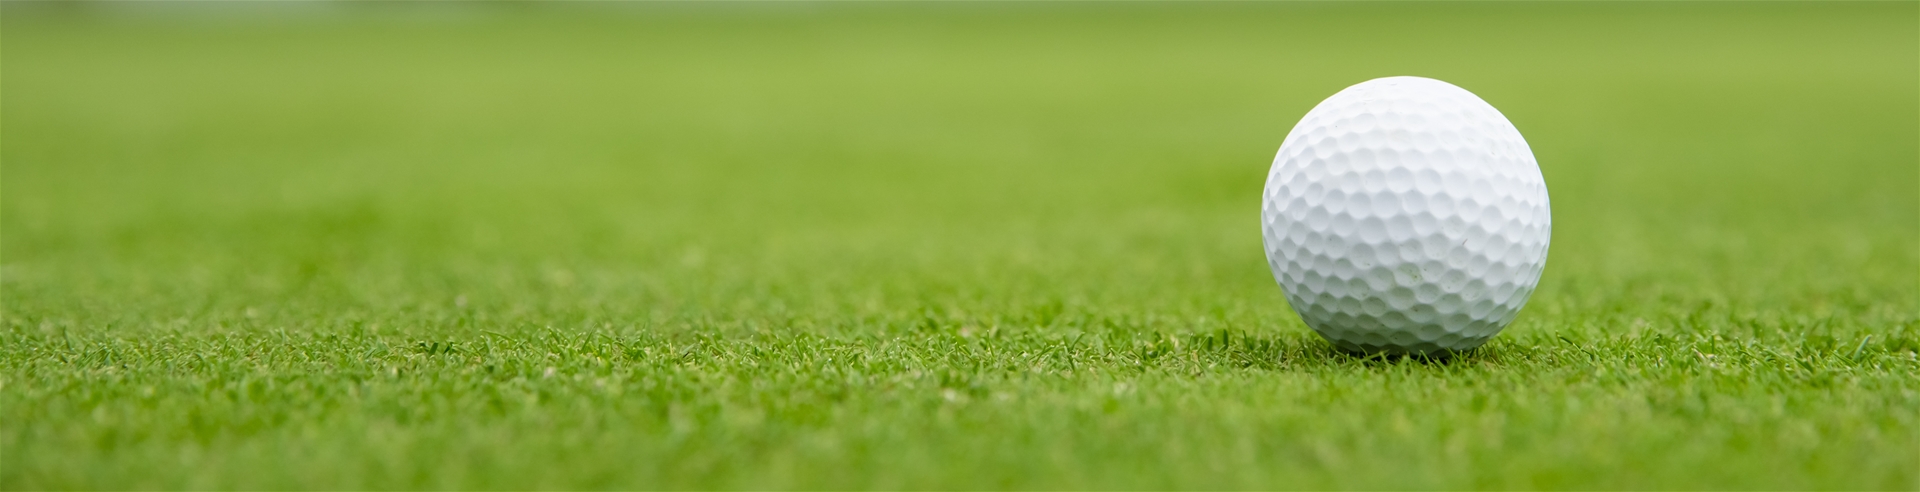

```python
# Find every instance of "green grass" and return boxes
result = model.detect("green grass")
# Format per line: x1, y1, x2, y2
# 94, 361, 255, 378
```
3, 2, 1916, 489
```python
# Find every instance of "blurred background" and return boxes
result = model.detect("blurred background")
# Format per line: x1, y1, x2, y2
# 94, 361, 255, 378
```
7, 2, 1912, 316
3, 2, 1915, 489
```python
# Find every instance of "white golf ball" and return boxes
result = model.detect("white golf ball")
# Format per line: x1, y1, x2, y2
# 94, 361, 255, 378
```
1261, 76, 1550, 355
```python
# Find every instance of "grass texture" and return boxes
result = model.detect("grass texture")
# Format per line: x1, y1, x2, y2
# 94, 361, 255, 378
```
3, 2, 1916, 489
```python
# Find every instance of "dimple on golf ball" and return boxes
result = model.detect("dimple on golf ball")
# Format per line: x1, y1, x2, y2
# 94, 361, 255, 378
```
1261, 76, 1550, 355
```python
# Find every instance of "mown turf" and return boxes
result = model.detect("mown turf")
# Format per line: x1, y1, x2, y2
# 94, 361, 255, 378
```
2, 2, 1916, 489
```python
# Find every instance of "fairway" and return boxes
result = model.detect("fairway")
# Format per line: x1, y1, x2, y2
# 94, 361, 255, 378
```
3, 2, 1916, 489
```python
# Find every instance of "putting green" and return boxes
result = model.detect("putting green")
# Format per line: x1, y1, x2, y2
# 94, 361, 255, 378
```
4, 2, 1915, 489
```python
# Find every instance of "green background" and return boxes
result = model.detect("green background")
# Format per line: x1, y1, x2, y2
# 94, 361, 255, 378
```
4, 2, 1915, 489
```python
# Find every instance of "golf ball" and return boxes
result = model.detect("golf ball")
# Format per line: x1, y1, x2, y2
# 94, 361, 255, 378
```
1261, 76, 1550, 355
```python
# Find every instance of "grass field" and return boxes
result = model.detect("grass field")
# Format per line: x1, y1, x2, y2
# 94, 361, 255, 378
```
3, 2, 1917, 489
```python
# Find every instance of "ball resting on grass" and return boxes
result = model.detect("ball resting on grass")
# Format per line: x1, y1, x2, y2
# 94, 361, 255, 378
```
1262, 76, 1551, 356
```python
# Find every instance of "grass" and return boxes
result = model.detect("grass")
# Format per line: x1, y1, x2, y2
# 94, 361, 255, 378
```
2, 2, 1916, 489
